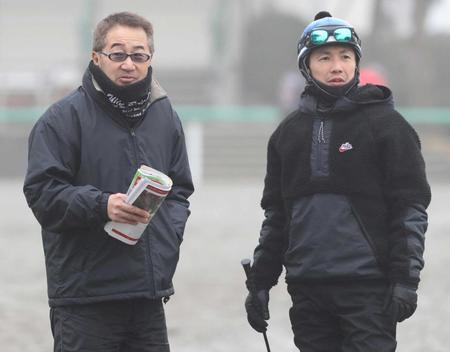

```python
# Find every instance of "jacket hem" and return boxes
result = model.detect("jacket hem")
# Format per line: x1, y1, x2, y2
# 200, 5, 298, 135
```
286, 277, 388, 294
48, 288, 175, 307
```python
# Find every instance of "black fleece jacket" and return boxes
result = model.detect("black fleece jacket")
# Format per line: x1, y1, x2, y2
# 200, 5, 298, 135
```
252, 84, 431, 290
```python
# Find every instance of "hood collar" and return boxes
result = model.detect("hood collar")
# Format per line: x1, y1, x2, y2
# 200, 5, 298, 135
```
299, 84, 393, 115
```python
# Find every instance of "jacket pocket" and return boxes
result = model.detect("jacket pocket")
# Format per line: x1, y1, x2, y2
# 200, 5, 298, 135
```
284, 194, 383, 281
147, 203, 181, 291
349, 200, 383, 271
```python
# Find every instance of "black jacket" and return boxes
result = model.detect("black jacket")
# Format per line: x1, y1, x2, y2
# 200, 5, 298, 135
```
23, 67, 194, 307
252, 84, 431, 290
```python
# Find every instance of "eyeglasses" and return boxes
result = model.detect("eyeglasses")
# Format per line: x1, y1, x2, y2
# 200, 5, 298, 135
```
98, 51, 152, 63
307, 27, 358, 46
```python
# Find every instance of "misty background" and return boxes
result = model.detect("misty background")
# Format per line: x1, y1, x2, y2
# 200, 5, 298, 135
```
1, 0, 450, 181
0, 0, 449, 351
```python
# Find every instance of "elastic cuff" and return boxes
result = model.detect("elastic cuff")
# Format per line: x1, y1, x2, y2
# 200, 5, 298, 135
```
99, 192, 111, 221
254, 280, 275, 291
389, 275, 419, 290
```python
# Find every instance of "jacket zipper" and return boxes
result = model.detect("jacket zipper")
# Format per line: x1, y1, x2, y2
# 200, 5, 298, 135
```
129, 127, 156, 296
316, 120, 325, 174
318, 120, 325, 144
130, 128, 139, 167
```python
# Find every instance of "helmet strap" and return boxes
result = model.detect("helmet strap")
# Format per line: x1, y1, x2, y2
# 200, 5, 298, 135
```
304, 68, 360, 101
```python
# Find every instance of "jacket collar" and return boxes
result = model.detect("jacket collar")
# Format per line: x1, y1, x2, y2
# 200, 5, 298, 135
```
299, 84, 394, 115
83, 65, 168, 108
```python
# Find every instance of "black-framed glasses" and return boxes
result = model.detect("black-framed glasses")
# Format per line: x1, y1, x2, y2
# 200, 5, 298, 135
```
98, 51, 152, 63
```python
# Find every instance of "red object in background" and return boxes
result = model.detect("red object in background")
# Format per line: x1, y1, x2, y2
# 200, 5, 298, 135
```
359, 67, 388, 86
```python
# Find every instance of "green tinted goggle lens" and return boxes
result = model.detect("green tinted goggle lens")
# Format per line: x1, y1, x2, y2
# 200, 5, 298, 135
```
310, 28, 352, 45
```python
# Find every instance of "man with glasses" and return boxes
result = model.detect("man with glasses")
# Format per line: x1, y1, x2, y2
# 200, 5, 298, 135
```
244, 11, 430, 351
24, 12, 193, 352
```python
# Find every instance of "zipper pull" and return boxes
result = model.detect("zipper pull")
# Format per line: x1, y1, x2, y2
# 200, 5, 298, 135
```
318, 120, 325, 143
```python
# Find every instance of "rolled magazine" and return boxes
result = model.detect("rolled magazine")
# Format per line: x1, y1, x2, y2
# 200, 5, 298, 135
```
104, 165, 173, 245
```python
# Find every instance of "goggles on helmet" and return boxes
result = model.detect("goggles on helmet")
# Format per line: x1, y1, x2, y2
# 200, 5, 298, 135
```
302, 27, 360, 49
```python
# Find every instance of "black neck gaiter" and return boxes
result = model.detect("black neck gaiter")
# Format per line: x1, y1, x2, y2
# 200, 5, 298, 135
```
89, 61, 152, 120
304, 75, 359, 112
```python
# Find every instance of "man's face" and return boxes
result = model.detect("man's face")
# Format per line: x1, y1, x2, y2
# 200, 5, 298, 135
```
308, 44, 356, 86
92, 25, 152, 86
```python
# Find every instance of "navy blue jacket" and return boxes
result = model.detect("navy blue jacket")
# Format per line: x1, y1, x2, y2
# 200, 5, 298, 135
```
23, 67, 194, 307
252, 85, 430, 290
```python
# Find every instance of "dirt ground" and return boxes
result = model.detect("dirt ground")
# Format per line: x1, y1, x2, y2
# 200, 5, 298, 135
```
1, 178, 449, 351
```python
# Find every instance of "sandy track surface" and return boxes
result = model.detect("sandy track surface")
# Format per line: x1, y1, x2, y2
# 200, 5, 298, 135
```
1, 179, 448, 351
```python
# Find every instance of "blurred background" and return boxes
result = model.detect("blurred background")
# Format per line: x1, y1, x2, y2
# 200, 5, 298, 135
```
0, 0, 449, 351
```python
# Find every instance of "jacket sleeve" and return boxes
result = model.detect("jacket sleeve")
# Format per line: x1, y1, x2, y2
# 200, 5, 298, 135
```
23, 105, 109, 233
165, 110, 194, 240
377, 111, 431, 288
252, 131, 287, 290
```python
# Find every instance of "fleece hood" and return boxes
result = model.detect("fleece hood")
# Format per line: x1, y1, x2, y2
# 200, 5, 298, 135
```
299, 84, 393, 115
